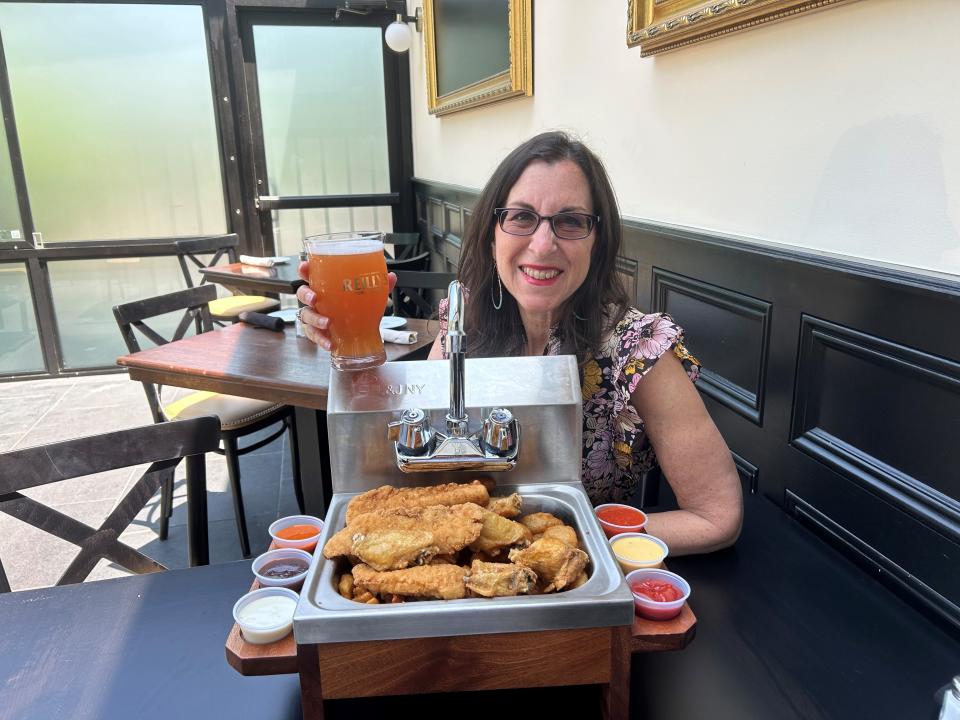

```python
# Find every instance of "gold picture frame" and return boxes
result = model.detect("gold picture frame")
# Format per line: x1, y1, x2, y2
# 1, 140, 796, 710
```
423, 0, 533, 116
627, 0, 860, 57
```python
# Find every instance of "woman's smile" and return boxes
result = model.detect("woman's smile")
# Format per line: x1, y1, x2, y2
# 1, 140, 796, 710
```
520, 264, 563, 284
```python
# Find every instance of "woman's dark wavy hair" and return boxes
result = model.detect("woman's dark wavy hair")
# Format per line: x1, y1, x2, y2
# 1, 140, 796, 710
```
458, 131, 630, 360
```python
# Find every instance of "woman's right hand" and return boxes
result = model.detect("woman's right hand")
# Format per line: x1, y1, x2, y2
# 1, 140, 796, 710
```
295, 261, 397, 351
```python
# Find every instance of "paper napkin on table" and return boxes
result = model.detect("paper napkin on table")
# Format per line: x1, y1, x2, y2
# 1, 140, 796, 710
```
239, 255, 288, 268
381, 328, 418, 344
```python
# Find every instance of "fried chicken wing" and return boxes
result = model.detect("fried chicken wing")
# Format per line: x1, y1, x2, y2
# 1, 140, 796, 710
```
508, 537, 589, 592
345, 481, 490, 524
469, 510, 533, 556
542, 524, 579, 549
464, 560, 538, 597
519, 512, 564, 535
352, 563, 468, 600
323, 503, 485, 571
486, 493, 522, 518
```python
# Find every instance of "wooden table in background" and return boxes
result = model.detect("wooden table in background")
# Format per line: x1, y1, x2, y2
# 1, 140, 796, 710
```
117, 319, 438, 514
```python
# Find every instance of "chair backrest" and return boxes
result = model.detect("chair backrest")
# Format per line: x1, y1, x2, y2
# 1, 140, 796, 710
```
0, 416, 220, 592
386, 250, 430, 272
391, 270, 457, 319
113, 285, 216, 424
175, 234, 240, 288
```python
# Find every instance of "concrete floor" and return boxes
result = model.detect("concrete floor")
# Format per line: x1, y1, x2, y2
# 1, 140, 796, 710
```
0, 372, 298, 591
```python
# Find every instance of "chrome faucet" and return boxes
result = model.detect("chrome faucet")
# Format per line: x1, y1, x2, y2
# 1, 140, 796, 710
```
387, 280, 520, 473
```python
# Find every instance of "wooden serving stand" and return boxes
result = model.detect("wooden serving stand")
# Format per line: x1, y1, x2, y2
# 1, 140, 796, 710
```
226, 570, 696, 720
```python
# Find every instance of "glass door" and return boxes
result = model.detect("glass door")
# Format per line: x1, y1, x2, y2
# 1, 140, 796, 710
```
237, 9, 412, 260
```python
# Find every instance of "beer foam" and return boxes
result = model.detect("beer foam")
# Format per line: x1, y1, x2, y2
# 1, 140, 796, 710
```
305, 239, 382, 255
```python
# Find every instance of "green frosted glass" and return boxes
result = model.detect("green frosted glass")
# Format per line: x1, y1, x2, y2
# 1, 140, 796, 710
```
0, 263, 43, 373
0, 3, 226, 242
254, 25, 390, 198
272, 206, 393, 258
0, 90, 21, 243
48, 257, 192, 369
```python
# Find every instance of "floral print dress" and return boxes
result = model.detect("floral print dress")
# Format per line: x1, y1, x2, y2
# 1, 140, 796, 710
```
438, 302, 700, 505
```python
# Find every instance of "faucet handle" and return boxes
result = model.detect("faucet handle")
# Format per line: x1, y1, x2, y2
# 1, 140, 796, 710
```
481, 408, 516, 456
387, 408, 434, 456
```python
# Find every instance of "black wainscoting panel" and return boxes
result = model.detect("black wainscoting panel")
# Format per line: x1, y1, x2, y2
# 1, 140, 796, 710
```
653, 268, 771, 425
412, 176, 960, 628
616, 256, 639, 305
732, 451, 759, 494
444, 202, 462, 238
428, 198, 444, 237
792, 315, 960, 532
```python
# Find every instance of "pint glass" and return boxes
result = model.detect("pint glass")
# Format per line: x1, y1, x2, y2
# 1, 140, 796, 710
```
303, 232, 389, 371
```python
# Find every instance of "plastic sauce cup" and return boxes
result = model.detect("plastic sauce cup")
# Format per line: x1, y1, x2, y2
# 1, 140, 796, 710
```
625, 568, 690, 621
252, 547, 313, 590
232, 586, 299, 644
268, 515, 324, 553
594, 503, 647, 538
609, 532, 668, 573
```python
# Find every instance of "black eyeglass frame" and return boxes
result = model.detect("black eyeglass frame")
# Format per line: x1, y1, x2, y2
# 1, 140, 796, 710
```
493, 207, 601, 240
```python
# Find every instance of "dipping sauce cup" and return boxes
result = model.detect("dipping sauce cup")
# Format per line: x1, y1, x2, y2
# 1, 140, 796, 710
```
609, 532, 668, 573
252, 547, 313, 590
594, 503, 647, 538
233, 586, 299, 645
625, 568, 690, 621
269, 515, 324, 553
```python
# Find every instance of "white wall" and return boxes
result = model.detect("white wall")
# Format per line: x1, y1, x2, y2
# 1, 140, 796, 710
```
407, 0, 960, 278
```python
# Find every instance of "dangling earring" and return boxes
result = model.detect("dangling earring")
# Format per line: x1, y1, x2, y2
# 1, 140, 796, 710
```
574, 311, 587, 321
491, 264, 503, 310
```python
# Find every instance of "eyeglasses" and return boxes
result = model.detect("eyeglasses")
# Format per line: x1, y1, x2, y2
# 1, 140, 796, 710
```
494, 207, 600, 240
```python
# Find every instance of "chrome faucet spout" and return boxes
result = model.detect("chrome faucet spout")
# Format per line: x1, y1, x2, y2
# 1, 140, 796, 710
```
446, 280, 467, 434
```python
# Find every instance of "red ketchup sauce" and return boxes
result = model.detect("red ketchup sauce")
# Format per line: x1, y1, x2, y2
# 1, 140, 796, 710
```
597, 505, 645, 527
630, 579, 683, 603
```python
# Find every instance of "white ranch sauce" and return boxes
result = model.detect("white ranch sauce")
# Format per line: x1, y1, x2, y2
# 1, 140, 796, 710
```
238, 596, 296, 628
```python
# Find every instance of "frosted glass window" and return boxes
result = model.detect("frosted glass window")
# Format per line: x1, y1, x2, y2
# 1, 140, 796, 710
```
48, 257, 192, 369
272, 206, 393, 258
0, 3, 226, 242
0, 91, 21, 243
254, 25, 390, 198
0, 263, 43, 373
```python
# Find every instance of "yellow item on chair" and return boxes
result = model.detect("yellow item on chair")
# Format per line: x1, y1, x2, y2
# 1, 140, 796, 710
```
207, 294, 279, 319
163, 391, 283, 430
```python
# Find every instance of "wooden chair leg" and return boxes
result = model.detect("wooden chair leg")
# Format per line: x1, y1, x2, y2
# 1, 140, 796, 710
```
223, 436, 251, 558
287, 415, 304, 514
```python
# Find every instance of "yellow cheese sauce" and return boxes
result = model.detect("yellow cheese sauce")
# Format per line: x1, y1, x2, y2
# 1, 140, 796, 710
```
612, 535, 664, 562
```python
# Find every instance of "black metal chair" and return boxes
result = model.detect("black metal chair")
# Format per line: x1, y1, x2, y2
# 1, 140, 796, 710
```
0, 416, 220, 592
176, 234, 280, 322
391, 269, 457, 319
113, 285, 302, 558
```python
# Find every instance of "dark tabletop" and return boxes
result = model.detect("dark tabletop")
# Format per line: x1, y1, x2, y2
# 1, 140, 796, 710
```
634, 493, 959, 720
3, 495, 955, 720
0, 561, 301, 720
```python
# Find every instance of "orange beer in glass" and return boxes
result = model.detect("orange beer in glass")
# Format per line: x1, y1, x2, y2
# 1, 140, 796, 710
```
303, 232, 389, 371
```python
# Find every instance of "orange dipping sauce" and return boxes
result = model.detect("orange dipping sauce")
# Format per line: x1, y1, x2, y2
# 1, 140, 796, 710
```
276, 524, 321, 541
597, 505, 645, 527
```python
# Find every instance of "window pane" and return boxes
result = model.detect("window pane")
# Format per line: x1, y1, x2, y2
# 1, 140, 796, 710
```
272, 206, 393, 258
254, 25, 390, 198
0, 3, 226, 242
0, 91, 22, 243
0, 263, 43, 373
48, 257, 192, 369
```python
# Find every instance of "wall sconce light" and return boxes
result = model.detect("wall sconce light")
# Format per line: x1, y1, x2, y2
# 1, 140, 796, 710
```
384, 8, 422, 54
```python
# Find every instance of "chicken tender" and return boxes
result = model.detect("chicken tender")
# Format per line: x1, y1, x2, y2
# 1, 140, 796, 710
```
519, 512, 564, 535
508, 537, 589, 592
465, 560, 538, 597
542, 524, 579, 549
346, 481, 490, 524
486, 493, 522, 518
469, 510, 533, 556
352, 563, 468, 600
323, 503, 485, 571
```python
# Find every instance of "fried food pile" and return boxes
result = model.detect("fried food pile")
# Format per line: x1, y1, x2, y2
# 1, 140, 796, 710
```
323, 480, 589, 603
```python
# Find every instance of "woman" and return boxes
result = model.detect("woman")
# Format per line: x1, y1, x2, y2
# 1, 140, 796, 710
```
297, 131, 741, 555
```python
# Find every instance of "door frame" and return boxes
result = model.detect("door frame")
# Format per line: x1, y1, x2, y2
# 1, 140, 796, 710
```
228, 1, 414, 255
